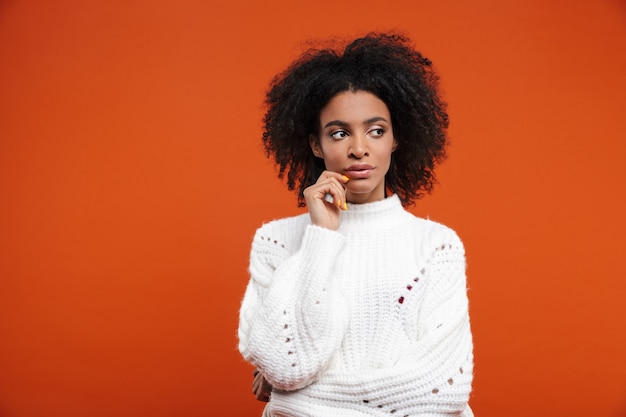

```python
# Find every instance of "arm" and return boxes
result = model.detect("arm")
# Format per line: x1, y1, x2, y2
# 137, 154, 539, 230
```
305, 229, 473, 415
238, 222, 349, 391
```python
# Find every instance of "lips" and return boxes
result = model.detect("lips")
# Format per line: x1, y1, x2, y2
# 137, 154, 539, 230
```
345, 164, 375, 179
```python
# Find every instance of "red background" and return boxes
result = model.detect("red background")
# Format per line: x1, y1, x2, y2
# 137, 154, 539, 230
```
1, 1, 625, 416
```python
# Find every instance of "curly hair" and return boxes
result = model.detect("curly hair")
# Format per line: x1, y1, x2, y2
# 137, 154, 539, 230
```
262, 32, 449, 207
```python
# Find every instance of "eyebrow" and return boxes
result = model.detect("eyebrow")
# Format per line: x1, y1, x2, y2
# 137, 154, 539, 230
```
323, 116, 389, 129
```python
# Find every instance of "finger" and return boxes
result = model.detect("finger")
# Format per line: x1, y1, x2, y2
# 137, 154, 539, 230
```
316, 171, 350, 185
255, 381, 270, 402
257, 390, 270, 402
307, 172, 348, 202
326, 180, 348, 210
252, 373, 261, 392
258, 385, 271, 402
317, 175, 346, 199
262, 379, 273, 395
306, 180, 342, 208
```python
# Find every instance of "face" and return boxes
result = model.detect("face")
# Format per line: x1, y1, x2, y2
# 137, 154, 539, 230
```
310, 90, 397, 204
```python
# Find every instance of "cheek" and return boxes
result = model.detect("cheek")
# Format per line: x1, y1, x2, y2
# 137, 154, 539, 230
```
323, 156, 344, 170
377, 142, 396, 161
319, 145, 344, 167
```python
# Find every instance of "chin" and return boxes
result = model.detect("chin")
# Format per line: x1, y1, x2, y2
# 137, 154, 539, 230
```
347, 188, 385, 203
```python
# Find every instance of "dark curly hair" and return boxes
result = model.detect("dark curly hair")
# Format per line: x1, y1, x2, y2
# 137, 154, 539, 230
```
262, 32, 449, 207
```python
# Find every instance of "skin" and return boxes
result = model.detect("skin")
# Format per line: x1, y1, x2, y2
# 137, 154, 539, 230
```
252, 368, 272, 402
252, 90, 397, 402
306, 90, 397, 230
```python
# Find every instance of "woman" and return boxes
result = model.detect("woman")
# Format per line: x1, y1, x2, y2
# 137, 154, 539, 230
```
238, 32, 474, 416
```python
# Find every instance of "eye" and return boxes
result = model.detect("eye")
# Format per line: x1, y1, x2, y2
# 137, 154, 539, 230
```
330, 130, 349, 140
369, 128, 385, 138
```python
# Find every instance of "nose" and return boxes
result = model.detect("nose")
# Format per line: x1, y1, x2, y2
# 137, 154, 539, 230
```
349, 134, 369, 159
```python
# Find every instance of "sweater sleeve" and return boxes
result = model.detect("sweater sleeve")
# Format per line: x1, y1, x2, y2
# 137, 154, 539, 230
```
238, 222, 350, 391
305, 228, 473, 416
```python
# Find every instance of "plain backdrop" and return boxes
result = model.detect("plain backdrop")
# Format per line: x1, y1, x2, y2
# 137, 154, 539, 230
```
1, 0, 625, 416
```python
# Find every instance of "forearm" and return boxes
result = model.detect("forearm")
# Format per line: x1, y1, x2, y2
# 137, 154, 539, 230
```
239, 225, 349, 390
304, 230, 474, 414
301, 315, 473, 415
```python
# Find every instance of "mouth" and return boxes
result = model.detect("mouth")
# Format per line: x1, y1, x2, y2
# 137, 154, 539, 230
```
345, 164, 375, 179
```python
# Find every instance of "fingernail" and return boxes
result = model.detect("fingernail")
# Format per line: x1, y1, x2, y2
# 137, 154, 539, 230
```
337, 200, 342, 208
343, 201, 348, 210
342, 175, 350, 182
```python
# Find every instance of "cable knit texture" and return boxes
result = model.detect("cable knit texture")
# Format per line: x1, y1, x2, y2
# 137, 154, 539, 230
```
238, 195, 473, 416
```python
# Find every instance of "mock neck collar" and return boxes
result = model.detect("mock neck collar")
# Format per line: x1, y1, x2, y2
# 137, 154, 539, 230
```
338, 194, 406, 231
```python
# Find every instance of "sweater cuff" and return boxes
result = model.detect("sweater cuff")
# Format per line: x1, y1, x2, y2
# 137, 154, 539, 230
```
298, 225, 346, 271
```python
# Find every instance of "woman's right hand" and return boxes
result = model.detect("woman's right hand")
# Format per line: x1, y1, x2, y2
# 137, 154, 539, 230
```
303, 171, 350, 231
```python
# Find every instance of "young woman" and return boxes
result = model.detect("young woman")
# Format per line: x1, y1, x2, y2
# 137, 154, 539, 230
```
238, 33, 474, 417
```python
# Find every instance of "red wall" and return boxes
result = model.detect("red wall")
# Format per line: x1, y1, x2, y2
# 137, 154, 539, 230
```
1, 1, 625, 416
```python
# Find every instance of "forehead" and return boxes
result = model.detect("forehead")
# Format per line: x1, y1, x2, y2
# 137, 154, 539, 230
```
319, 91, 390, 124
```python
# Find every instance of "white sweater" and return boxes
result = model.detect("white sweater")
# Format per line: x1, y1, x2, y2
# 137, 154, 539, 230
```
238, 195, 474, 416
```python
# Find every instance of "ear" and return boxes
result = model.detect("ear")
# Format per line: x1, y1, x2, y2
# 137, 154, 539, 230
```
309, 134, 323, 158
392, 138, 398, 152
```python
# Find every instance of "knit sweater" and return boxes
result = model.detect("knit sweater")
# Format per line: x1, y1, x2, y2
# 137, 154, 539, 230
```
238, 195, 473, 416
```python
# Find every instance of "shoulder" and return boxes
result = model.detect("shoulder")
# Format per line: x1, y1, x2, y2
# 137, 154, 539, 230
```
403, 213, 465, 253
252, 213, 311, 253
424, 218, 462, 243
255, 213, 310, 238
